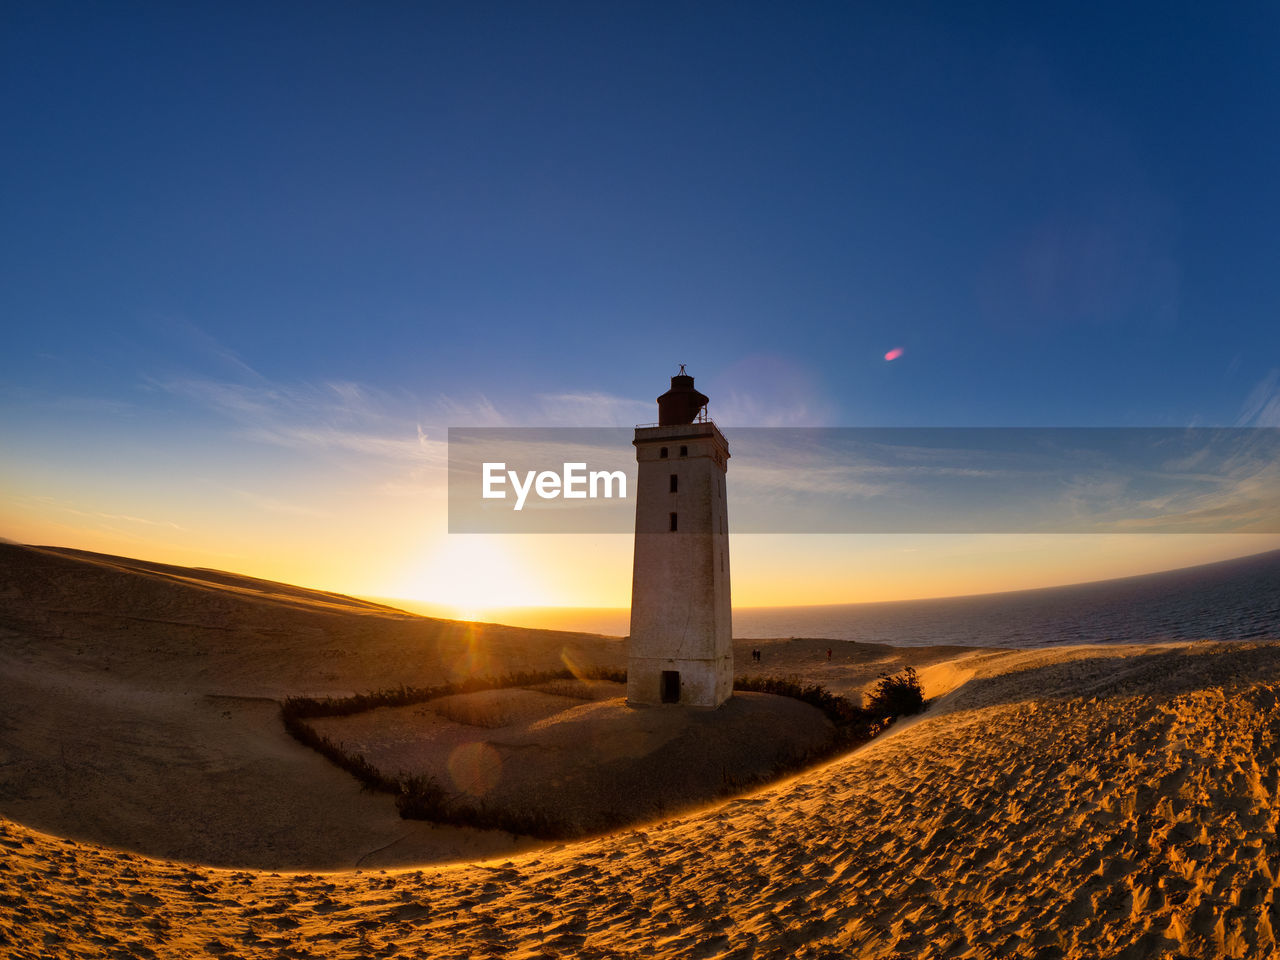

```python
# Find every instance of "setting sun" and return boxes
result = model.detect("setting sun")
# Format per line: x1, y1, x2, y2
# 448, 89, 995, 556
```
392, 536, 550, 617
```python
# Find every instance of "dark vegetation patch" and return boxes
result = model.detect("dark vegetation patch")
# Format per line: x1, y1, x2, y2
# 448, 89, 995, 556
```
281, 668, 626, 722
865, 666, 927, 717
281, 667, 925, 840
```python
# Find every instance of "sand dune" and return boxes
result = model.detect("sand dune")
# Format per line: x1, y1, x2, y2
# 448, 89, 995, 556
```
4, 543, 1280, 958
0, 543, 961, 868
0, 543, 627, 868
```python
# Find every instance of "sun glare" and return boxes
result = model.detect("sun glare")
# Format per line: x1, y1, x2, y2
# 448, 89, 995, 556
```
397, 536, 548, 619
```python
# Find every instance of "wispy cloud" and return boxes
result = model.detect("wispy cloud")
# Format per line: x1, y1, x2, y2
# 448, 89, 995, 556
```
1239, 370, 1280, 427
713, 392, 832, 427
431, 394, 506, 427
0, 382, 138, 417
1044, 432, 1280, 532
533, 392, 651, 427
705, 355, 836, 427
153, 375, 448, 464
155, 367, 654, 462
730, 428, 1280, 533
6, 494, 188, 532
230, 489, 331, 518
732, 462, 896, 499
166, 318, 269, 384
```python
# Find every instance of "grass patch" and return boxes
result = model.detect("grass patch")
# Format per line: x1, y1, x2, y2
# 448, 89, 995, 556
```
394, 775, 592, 838
280, 668, 626, 839
281, 668, 626, 722
281, 666, 923, 839
734, 675, 877, 738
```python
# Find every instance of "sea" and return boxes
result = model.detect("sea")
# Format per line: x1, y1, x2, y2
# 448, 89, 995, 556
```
465, 549, 1280, 649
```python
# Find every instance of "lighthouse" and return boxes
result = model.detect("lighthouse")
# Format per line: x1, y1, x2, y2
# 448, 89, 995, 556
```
627, 367, 732, 708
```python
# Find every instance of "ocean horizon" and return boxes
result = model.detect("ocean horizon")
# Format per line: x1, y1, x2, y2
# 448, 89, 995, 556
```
388, 548, 1280, 649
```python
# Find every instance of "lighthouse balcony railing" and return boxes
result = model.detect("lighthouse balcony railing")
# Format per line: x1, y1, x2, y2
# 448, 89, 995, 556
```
636, 408, 713, 429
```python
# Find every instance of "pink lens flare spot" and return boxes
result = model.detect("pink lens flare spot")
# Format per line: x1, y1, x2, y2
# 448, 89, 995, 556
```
884, 347, 904, 361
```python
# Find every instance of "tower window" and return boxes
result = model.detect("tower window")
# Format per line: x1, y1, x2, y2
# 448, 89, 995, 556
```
659, 447, 668, 459
669, 512, 678, 531
679, 445, 688, 457
669, 474, 678, 493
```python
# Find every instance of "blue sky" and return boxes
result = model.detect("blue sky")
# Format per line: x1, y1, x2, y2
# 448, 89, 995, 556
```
3, 3, 1279, 607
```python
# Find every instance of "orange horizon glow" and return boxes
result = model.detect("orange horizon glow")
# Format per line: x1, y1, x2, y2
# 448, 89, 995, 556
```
387, 533, 1280, 621
6, 491, 1279, 623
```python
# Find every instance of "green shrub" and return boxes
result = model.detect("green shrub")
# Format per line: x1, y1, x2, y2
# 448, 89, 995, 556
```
865, 667, 925, 717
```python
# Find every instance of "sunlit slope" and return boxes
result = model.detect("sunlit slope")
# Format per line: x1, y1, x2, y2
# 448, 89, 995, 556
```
0, 542, 619, 695
3, 641, 1279, 958
32, 545, 414, 614
0, 543, 970, 870
0, 542, 623, 868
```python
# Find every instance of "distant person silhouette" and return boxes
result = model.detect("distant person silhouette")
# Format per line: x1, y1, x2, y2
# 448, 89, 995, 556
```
826, 647, 832, 662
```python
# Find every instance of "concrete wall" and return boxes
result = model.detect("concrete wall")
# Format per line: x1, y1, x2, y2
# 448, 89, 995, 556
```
627, 423, 732, 708
627, 654, 733, 709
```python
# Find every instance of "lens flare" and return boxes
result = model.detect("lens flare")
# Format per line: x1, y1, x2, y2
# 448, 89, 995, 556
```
447, 742, 502, 798
884, 347, 904, 361
444, 621, 493, 681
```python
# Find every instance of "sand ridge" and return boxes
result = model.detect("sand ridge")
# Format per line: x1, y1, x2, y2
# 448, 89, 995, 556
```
6, 543, 1280, 957
4, 641, 1280, 958
0, 543, 964, 869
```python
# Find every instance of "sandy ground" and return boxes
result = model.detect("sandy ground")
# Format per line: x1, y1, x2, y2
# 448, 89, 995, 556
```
0, 544, 626, 869
0, 543, 965, 869
5, 544, 1280, 957
311, 682, 836, 837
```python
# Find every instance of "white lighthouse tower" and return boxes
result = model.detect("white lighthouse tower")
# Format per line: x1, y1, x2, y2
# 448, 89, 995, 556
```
627, 368, 732, 708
